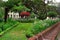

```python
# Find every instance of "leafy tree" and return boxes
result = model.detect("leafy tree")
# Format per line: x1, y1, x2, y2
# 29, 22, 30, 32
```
46, 5, 57, 12
0, 8, 4, 18
0, 0, 21, 22
22, 0, 47, 20
12, 5, 30, 12
57, 3, 60, 18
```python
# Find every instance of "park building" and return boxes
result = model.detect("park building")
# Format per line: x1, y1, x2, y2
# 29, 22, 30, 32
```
8, 11, 31, 19
8, 12, 20, 19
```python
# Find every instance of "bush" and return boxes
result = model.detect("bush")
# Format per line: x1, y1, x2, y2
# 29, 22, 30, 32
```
3, 24, 11, 30
25, 30, 34, 38
0, 28, 2, 33
32, 20, 47, 34
27, 19, 60, 35
47, 11, 58, 18
0, 18, 18, 33
25, 19, 60, 38
0, 18, 3, 22
30, 12, 35, 18
17, 18, 34, 23
20, 12, 30, 17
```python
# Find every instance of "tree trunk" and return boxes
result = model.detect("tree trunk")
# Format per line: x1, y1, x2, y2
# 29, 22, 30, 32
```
4, 7, 9, 22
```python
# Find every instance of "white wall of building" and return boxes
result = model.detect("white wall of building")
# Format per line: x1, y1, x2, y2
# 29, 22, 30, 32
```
8, 12, 20, 19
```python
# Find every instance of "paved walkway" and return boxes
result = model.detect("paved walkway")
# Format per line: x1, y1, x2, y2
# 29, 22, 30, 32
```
42, 24, 60, 40
56, 31, 60, 40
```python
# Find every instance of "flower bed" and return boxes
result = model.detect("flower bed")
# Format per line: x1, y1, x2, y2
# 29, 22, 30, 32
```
25, 19, 60, 38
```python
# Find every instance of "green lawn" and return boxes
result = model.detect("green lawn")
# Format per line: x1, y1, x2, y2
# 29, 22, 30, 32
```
0, 23, 33, 40
0, 19, 59, 40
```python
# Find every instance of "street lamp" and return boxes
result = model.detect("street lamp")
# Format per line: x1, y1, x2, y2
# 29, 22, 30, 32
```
2, 0, 8, 22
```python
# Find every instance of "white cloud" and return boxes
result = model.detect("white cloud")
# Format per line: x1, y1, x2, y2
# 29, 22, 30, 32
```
56, 0, 60, 2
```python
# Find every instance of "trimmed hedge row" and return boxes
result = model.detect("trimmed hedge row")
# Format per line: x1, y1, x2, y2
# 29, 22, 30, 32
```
17, 18, 34, 23
0, 22, 19, 36
0, 18, 18, 33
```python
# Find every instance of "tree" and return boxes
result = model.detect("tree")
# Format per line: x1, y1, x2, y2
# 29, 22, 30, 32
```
0, 0, 21, 22
12, 5, 30, 12
0, 8, 4, 18
46, 5, 57, 12
56, 3, 60, 18
22, 0, 47, 20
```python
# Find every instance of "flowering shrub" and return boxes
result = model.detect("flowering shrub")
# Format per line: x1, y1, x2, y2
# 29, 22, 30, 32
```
32, 19, 60, 34
25, 19, 60, 37
20, 11, 30, 17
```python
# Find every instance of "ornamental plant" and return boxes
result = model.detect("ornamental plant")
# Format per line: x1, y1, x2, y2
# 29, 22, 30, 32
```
20, 11, 30, 17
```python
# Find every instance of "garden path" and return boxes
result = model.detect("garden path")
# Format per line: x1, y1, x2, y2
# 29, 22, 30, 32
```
0, 23, 33, 40
56, 31, 60, 40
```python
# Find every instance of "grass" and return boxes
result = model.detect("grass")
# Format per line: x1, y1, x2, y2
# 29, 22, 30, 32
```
0, 23, 33, 40
0, 19, 59, 40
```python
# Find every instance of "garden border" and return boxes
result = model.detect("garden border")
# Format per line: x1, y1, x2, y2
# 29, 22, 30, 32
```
0, 22, 19, 36
28, 22, 60, 40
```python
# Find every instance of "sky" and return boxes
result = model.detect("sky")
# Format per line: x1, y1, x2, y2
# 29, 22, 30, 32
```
56, 0, 60, 2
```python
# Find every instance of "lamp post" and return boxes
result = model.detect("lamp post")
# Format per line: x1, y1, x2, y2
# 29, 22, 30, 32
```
2, 0, 8, 22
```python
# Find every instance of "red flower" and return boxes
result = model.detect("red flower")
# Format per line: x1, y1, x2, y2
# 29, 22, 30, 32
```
20, 12, 30, 17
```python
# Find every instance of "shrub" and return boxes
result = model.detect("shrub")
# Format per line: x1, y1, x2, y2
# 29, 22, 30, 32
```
20, 12, 30, 17
3, 23, 11, 30
25, 30, 34, 38
47, 11, 58, 18
0, 18, 3, 22
32, 20, 47, 34
0, 18, 18, 33
31, 19, 60, 35
30, 12, 35, 18
0, 28, 2, 33
17, 18, 34, 23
